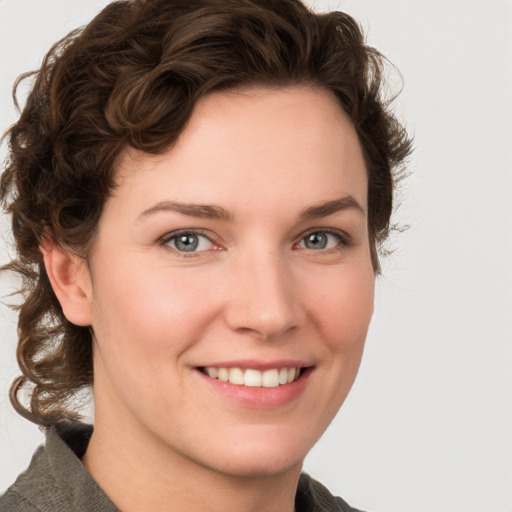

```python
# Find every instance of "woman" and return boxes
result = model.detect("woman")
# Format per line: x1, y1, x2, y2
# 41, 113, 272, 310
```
0, 0, 411, 510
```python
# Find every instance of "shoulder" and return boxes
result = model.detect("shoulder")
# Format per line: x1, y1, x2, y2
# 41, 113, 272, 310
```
0, 444, 47, 512
1, 421, 118, 512
0, 488, 41, 512
296, 473, 367, 512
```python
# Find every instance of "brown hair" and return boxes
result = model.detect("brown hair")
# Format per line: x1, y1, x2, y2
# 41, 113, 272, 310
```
0, 0, 411, 426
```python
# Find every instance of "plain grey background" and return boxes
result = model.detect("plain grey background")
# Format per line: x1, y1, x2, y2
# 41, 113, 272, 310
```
1, 1, 511, 511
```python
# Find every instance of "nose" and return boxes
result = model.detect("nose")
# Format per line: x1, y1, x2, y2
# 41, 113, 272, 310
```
223, 248, 299, 340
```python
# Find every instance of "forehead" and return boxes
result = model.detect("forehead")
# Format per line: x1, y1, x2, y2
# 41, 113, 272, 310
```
112, 86, 367, 215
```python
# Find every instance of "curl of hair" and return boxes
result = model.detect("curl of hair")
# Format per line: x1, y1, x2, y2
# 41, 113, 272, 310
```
0, 0, 412, 426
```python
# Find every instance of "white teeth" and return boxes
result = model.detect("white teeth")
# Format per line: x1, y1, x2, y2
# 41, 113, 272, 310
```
203, 366, 302, 387
244, 369, 262, 387
207, 367, 219, 379
262, 369, 279, 388
228, 367, 244, 385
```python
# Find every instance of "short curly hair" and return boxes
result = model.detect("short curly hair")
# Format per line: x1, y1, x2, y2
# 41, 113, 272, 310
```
1, 0, 411, 427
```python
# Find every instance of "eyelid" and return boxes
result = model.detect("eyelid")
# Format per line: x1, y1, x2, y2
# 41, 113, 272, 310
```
294, 227, 353, 250
157, 227, 353, 255
159, 228, 222, 254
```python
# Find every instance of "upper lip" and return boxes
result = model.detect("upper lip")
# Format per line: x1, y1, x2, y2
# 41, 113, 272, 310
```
196, 359, 314, 370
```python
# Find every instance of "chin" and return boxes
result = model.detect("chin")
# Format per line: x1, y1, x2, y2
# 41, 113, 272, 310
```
193, 428, 315, 478
211, 451, 304, 479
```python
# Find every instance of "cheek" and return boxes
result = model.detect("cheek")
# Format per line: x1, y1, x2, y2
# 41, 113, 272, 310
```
308, 265, 374, 352
90, 258, 222, 357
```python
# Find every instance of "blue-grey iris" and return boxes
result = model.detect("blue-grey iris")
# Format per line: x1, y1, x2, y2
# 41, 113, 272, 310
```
175, 234, 199, 252
304, 233, 328, 249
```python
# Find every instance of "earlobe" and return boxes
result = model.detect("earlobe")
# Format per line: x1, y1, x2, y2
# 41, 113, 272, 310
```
40, 238, 93, 327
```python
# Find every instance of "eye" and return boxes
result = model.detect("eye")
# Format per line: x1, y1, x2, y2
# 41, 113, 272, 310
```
297, 230, 346, 251
163, 231, 215, 253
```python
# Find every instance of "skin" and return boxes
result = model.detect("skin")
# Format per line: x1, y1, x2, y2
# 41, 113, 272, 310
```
45, 86, 375, 512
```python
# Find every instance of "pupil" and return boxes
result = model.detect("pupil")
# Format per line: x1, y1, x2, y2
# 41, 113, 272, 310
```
176, 234, 198, 252
306, 233, 327, 249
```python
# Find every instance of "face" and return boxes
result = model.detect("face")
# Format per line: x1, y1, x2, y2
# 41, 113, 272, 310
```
82, 86, 374, 477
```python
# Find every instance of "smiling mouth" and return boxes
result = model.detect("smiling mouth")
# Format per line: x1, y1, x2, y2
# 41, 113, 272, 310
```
199, 366, 304, 388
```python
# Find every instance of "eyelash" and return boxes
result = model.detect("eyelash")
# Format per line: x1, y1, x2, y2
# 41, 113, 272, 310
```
159, 229, 219, 257
159, 228, 352, 256
294, 228, 352, 252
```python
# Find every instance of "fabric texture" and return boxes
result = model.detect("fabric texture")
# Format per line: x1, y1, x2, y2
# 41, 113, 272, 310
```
1, 421, 364, 512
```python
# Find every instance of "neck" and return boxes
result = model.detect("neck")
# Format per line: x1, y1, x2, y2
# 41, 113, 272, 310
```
82, 409, 301, 512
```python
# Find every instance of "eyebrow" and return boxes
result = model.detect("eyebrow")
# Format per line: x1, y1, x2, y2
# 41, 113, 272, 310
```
137, 195, 364, 223
138, 201, 234, 222
298, 196, 365, 222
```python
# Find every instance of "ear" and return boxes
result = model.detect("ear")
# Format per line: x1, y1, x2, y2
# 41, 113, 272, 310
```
40, 238, 93, 327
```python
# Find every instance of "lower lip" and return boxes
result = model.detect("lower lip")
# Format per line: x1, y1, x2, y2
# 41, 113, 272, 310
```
195, 367, 313, 409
